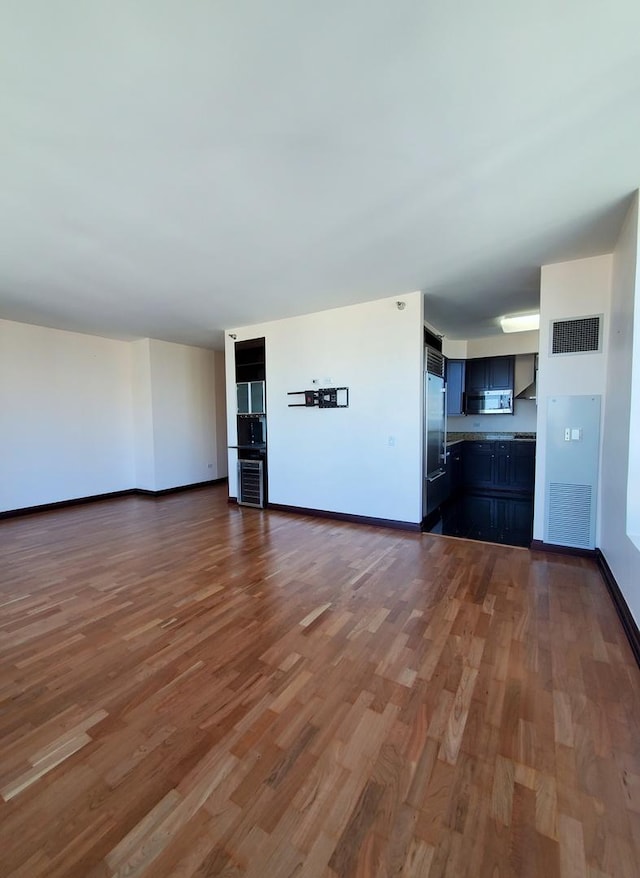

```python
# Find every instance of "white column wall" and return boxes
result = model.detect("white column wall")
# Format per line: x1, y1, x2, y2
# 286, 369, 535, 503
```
600, 193, 640, 624
533, 255, 613, 542
225, 292, 424, 524
131, 338, 155, 491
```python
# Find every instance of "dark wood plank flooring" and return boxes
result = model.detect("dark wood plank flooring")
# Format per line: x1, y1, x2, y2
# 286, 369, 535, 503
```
1, 485, 639, 877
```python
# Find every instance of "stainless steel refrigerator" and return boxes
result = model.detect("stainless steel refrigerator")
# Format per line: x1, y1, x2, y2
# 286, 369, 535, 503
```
424, 366, 447, 518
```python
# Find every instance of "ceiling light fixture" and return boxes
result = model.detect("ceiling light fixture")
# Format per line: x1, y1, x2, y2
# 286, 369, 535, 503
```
500, 313, 540, 334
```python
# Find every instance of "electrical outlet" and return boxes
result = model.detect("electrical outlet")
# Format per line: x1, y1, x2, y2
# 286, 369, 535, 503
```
207, 463, 213, 468
388, 436, 395, 447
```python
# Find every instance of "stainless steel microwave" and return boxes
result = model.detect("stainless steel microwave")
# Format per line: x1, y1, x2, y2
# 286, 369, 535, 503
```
465, 389, 513, 415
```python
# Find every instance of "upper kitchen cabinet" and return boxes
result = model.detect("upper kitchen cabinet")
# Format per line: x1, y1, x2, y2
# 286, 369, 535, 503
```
465, 356, 514, 392
235, 338, 266, 414
235, 338, 266, 383
236, 381, 265, 414
446, 360, 465, 416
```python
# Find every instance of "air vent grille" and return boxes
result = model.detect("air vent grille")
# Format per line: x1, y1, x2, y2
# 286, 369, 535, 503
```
426, 347, 444, 377
550, 316, 601, 355
547, 482, 593, 548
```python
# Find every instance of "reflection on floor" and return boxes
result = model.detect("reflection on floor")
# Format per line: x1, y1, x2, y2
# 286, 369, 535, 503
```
428, 491, 534, 548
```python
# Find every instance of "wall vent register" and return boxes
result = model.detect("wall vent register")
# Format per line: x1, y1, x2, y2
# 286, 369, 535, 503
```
544, 395, 600, 550
547, 483, 593, 548
550, 315, 602, 355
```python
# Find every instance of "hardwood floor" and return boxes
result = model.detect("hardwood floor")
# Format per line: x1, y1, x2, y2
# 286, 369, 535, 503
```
1, 485, 639, 877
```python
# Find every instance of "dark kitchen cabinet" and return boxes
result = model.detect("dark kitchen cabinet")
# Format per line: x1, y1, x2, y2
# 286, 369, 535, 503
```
446, 360, 466, 416
235, 338, 266, 382
234, 337, 268, 506
465, 356, 514, 392
236, 380, 265, 414
508, 496, 534, 536
494, 441, 512, 488
462, 441, 495, 489
464, 494, 497, 541
448, 444, 464, 494
465, 494, 533, 544
488, 356, 514, 390
438, 492, 534, 547
464, 358, 485, 392
438, 443, 463, 510
511, 441, 536, 490
492, 496, 534, 545
462, 440, 535, 494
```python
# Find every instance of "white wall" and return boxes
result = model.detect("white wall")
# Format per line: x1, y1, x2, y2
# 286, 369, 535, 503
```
0, 320, 135, 511
631, 242, 640, 547
0, 320, 227, 511
214, 350, 228, 478
148, 339, 225, 491
533, 254, 612, 541
601, 194, 640, 624
448, 398, 538, 434
442, 330, 539, 359
443, 339, 467, 359
226, 292, 424, 524
131, 338, 155, 491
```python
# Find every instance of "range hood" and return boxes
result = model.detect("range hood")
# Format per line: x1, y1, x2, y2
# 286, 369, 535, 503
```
514, 353, 537, 400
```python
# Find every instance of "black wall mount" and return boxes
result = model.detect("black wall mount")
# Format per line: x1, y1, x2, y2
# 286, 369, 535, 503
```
288, 387, 349, 408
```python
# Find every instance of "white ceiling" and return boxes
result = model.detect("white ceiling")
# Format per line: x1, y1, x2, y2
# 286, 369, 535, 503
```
1, 2, 639, 349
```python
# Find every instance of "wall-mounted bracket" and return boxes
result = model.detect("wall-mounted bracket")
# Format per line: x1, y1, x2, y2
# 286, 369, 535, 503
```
287, 387, 349, 408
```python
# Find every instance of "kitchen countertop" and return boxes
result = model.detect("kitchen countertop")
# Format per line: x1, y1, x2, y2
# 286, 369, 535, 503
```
446, 432, 536, 446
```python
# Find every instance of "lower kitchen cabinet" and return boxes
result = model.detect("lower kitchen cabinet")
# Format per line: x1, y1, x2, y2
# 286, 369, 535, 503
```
440, 493, 533, 547
462, 440, 535, 493
433, 444, 464, 512
494, 442, 512, 487
464, 494, 496, 540
428, 439, 536, 547
448, 444, 464, 494
508, 495, 535, 535
462, 441, 495, 488
511, 441, 536, 490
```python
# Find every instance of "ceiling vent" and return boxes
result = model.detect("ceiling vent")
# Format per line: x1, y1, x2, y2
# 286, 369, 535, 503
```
550, 315, 602, 356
